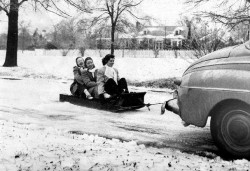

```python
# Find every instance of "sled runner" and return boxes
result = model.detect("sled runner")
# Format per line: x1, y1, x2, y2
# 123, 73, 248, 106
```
59, 92, 146, 112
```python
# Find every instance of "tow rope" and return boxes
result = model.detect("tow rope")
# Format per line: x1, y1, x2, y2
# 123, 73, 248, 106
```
144, 102, 163, 111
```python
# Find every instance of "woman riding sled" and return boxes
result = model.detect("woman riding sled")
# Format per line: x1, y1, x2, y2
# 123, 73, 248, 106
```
97, 54, 129, 99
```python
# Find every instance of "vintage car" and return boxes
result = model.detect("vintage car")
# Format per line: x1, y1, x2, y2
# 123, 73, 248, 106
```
161, 41, 250, 158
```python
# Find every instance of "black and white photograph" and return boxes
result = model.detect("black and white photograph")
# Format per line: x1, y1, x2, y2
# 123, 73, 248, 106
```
0, 0, 250, 170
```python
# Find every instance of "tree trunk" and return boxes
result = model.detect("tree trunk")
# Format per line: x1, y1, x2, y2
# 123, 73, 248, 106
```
3, 0, 19, 67
187, 23, 191, 40
110, 25, 115, 55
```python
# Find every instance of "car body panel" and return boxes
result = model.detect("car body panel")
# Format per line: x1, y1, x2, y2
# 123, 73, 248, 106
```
185, 41, 250, 73
176, 42, 250, 127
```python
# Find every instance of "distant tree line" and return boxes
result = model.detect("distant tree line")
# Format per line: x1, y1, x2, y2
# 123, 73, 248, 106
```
0, 25, 244, 53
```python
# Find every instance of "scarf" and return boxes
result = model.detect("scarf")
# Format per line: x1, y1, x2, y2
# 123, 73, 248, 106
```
104, 65, 117, 84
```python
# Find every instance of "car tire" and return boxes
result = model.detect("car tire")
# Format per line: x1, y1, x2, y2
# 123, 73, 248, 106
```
210, 101, 250, 158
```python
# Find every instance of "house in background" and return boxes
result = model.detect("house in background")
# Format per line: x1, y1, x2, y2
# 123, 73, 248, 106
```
135, 25, 187, 49
96, 24, 188, 50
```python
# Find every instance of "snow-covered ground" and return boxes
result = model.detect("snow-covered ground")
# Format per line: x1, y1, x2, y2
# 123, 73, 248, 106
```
0, 53, 250, 170
1, 119, 249, 171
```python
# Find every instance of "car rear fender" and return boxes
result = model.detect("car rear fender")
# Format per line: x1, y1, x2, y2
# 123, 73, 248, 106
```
208, 99, 250, 118
178, 87, 250, 127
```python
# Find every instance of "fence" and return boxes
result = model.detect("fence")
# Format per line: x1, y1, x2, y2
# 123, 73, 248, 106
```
0, 49, 196, 60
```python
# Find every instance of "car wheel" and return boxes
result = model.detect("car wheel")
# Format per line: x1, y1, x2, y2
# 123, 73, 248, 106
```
210, 102, 250, 158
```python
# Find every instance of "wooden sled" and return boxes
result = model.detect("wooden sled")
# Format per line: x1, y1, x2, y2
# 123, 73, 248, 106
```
59, 92, 146, 112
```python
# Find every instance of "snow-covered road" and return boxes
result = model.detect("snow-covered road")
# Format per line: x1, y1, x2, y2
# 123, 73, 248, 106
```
1, 79, 250, 170
0, 78, 216, 156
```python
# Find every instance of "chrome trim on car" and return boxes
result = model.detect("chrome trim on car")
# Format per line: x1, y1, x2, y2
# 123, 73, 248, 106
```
181, 86, 250, 93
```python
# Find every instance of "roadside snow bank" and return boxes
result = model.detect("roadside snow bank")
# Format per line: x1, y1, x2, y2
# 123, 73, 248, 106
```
1, 120, 249, 171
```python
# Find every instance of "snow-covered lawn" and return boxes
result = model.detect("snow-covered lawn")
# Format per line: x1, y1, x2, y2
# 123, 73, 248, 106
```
0, 53, 192, 81
0, 54, 250, 170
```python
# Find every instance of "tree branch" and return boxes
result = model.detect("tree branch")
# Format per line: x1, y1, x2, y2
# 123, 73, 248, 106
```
114, 0, 123, 26
0, 4, 9, 16
18, 0, 28, 7
125, 9, 145, 20
63, 0, 92, 13
36, 1, 69, 18
78, 13, 109, 30
202, 11, 250, 28
106, 1, 111, 16
187, 0, 250, 28
50, 0, 71, 17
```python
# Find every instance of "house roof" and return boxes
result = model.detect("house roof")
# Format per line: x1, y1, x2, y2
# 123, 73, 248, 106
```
139, 26, 187, 37
96, 25, 187, 40
136, 35, 156, 39
144, 26, 178, 32
118, 33, 133, 39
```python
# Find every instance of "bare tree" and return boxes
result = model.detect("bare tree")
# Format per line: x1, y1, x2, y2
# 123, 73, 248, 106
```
0, 0, 90, 67
47, 17, 91, 55
183, 17, 226, 58
19, 20, 31, 51
79, 0, 145, 55
55, 18, 78, 48
230, 22, 250, 42
185, 0, 250, 29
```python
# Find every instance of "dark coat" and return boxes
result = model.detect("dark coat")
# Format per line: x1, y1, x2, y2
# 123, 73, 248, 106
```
70, 66, 86, 96
82, 69, 99, 98
73, 66, 85, 85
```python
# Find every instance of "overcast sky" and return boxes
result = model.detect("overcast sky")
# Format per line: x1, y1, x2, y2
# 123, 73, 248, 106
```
0, 0, 189, 34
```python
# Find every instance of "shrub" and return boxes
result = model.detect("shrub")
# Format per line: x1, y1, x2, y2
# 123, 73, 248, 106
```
45, 42, 58, 50
79, 47, 86, 56
153, 48, 160, 58
127, 78, 179, 90
61, 49, 70, 56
